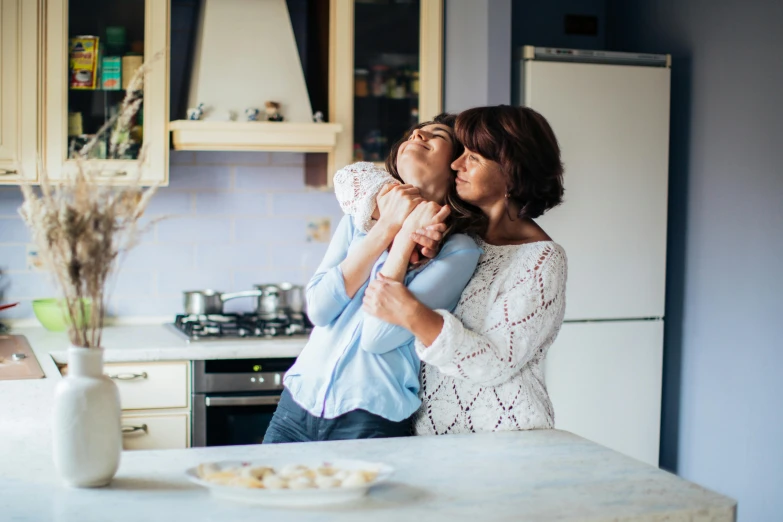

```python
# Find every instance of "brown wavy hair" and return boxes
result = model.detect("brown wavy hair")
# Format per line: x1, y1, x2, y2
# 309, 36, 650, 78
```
385, 113, 488, 237
455, 105, 564, 219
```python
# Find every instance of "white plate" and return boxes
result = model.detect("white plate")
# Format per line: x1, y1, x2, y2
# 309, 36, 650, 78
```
185, 459, 394, 507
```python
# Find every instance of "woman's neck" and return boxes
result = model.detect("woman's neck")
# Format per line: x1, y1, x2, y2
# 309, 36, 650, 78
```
480, 199, 550, 245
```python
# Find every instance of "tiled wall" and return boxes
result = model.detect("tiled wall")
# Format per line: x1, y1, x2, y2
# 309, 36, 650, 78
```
0, 151, 343, 319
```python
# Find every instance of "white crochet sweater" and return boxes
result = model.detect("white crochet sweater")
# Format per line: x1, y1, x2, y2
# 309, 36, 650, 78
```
333, 162, 568, 435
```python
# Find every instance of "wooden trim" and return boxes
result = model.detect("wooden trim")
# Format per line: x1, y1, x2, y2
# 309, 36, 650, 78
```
170, 121, 343, 152
0, 0, 41, 184
419, 0, 444, 121
42, 0, 170, 186
328, 0, 355, 186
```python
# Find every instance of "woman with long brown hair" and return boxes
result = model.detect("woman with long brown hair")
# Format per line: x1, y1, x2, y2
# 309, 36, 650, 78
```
339, 105, 568, 434
263, 114, 483, 443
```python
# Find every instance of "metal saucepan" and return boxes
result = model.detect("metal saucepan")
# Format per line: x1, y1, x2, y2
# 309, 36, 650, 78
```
251, 283, 306, 315
183, 289, 262, 315
279, 282, 306, 314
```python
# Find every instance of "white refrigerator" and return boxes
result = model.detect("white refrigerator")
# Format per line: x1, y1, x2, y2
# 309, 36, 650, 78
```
515, 47, 671, 466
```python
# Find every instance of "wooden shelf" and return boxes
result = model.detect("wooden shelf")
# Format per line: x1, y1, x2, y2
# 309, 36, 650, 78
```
169, 121, 343, 153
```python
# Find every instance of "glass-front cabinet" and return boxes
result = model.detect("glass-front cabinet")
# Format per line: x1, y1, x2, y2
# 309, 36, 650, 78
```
330, 0, 443, 181
44, 0, 169, 184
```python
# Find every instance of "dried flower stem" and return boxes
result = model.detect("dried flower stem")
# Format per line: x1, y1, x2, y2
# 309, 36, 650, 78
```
19, 54, 162, 348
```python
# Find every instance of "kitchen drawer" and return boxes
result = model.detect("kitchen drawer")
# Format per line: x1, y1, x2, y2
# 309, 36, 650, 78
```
121, 412, 190, 451
105, 361, 189, 411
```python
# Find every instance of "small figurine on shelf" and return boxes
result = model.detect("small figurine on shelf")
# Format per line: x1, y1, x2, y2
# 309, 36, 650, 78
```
313, 111, 324, 123
245, 107, 260, 121
265, 101, 284, 122
186, 103, 206, 121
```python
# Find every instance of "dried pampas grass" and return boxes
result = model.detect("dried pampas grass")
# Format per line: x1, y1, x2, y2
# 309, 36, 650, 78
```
18, 55, 162, 348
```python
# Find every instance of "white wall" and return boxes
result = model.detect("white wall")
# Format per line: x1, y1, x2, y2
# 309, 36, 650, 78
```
444, 0, 512, 111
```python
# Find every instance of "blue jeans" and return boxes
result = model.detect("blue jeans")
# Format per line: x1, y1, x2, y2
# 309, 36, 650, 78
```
263, 389, 413, 444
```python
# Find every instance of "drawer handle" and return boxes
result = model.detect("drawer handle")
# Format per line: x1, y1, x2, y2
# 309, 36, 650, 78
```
122, 424, 148, 435
97, 169, 129, 178
109, 372, 148, 381
0, 168, 18, 176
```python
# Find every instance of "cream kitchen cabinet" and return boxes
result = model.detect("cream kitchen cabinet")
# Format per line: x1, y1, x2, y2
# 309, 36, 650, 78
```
105, 361, 191, 451
42, 0, 170, 185
121, 412, 190, 451
0, 0, 40, 184
62, 360, 192, 450
329, 0, 444, 183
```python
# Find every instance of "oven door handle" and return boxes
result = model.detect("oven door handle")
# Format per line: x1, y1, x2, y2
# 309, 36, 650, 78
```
204, 396, 281, 407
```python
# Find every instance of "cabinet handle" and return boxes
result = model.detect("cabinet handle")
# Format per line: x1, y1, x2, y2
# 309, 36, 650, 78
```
97, 169, 129, 178
109, 372, 148, 381
0, 168, 18, 176
122, 424, 148, 435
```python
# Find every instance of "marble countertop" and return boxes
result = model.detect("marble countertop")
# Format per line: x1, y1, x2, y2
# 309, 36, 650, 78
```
0, 430, 736, 522
0, 323, 307, 477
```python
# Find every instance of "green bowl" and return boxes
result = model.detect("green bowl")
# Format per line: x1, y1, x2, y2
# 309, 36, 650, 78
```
32, 298, 91, 332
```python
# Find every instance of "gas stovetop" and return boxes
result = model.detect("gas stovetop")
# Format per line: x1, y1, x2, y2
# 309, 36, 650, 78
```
169, 313, 313, 342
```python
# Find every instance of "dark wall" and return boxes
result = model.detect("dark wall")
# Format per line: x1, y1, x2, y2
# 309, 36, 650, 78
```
607, 1, 783, 520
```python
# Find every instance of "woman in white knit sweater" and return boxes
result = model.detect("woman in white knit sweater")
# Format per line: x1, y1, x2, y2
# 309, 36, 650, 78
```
335, 105, 568, 435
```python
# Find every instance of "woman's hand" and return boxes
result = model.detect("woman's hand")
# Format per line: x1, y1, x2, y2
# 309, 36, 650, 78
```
410, 222, 448, 259
403, 202, 450, 235
363, 273, 419, 328
376, 184, 422, 230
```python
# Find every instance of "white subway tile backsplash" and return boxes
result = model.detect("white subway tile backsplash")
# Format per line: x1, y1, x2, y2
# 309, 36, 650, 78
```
195, 151, 270, 165
196, 242, 268, 270
270, 152, 305, 166
0, 153, 348, 318
157, 269, 234, 294
110, 270, 155, 297
196, 192, 266, 215
4, 272, 55, 298
157, 216, 234, 243
144, 190, 193, 215
0, 219, 30, 242
235, 165, 306, 191
271, 192, 342, 216
0, 190, 24, 215
168, 165, 233, 190
235, 217, 306, 242
123, 242, 196, 271
270, 242, 329, 268
0, 244, 27, 271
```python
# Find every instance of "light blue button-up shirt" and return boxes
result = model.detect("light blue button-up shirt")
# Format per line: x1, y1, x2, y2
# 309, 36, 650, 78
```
284, 215, 482, 422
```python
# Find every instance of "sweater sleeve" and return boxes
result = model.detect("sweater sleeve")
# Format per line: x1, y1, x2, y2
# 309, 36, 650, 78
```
333, 162, 399, 233
415, 244, 567, 387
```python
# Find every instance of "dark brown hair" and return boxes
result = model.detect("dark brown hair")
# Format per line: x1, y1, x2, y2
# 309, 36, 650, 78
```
455, 105, 564, 219
385, 113, 488, 236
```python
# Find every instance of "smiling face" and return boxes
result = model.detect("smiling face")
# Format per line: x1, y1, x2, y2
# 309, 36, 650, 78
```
394, 123, 457, 204
450, 148, 507, 208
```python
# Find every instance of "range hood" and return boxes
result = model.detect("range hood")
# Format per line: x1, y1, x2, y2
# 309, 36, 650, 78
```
170, 0, 341, 153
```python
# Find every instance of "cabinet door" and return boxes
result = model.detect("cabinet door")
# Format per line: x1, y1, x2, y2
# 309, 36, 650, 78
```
122, 412, 190, 450
544, 320, 664, 467
43, 0, 169, 185
0, 0, 39, 184
330, 0, 443, 181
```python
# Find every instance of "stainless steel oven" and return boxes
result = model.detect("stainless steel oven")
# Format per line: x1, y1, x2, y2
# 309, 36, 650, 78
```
191, 358, 296, 447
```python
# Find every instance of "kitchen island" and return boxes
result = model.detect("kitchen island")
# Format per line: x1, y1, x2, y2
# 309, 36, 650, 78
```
0, 429, 735, 521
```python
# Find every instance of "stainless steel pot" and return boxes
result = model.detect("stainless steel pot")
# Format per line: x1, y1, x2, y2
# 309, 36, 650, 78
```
253, 284, 282, 316
279, 282, 306, 314
183, 289, 262, 315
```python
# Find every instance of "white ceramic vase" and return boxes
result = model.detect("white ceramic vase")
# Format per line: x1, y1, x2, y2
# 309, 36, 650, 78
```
52, 346, 122, 487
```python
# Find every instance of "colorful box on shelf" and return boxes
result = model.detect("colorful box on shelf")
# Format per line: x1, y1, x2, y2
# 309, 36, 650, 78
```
101, 56, 122, 90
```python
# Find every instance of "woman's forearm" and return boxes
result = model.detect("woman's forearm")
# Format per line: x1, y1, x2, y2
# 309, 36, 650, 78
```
380, 234, 416, 282
402, 300, 445, 347
340, 218, 398, 298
